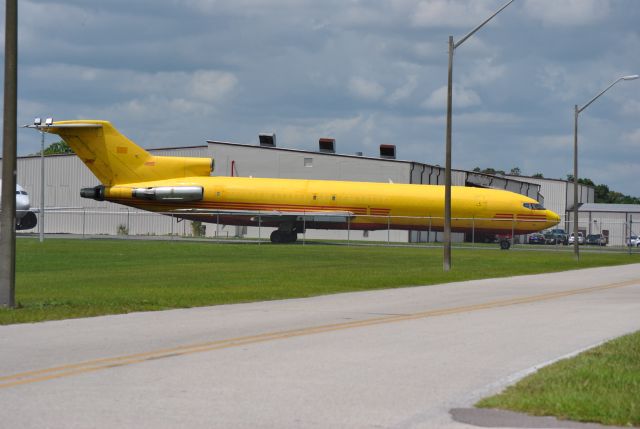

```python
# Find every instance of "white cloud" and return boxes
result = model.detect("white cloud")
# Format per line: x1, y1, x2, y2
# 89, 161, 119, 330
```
463, 57, 506, 86
278, 115, 366, 148
187, 71, 239, 102
523, 0, 611, 26
411, 41, 444, 59
622, 99, 640, 116
456, 111, 521, 126
348, 77, 386, 101
536, 64, 581, 102
411, 0, 498, 28
387, 76, 418, 103
422, 85, 481, 110
522, 134, 572, 151
25, 64, 237, 105
623, 129, 640, 146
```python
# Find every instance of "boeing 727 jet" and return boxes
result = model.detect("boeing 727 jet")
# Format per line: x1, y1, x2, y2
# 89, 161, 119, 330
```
32, 120, 560, 245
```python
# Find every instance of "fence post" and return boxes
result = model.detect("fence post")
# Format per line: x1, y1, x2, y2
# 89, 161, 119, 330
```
472, 217, 475, 246
629, 215, 633, 256
303, 212, 306, 246
387, 215, 390, 245
258, 212, 261, 245
216, 213, 220, 242
347, 216, 350, 246
82, 208, 86, 239
511, 218, 515, 247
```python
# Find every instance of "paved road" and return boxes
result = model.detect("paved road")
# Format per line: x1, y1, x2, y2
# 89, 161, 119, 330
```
1, 264, 639, 428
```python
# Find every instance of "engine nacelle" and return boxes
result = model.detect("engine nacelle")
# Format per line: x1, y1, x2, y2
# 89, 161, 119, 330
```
132, 186, 203, 202
80, 185, 105, 201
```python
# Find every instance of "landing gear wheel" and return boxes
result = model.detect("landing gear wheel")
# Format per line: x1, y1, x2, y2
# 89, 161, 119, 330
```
270, 230, 283, 243
500, 239, 511, 250
270, 230, 298, 243
286, 231, 298, 243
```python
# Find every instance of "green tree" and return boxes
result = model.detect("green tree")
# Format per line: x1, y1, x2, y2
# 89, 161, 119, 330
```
32, 140, 73, 156
566, 175, 640, 204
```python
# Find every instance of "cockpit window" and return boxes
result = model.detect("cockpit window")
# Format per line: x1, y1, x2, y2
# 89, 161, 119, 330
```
523, 202, 545, 210
16, 190, 27, 195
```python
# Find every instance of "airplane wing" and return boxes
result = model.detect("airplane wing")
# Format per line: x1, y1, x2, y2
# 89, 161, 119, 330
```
173, 208, 354, 223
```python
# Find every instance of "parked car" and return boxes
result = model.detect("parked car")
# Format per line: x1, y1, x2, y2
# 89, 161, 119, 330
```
528, 233, 546, 244
585, 233, 607, 246
547, 228, 568, 245
626, 235, 640, 247
568, 232, 584, 245
543, 231, 558, 244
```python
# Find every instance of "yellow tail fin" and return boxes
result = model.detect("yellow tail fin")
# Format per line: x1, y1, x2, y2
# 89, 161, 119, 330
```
44, 120, 212, 185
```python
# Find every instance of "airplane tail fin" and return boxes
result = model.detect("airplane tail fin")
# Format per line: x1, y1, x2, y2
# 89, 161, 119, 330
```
42, 120, 213, 186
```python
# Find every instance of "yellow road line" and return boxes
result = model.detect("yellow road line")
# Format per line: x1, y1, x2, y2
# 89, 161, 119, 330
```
2, 278, 638, 389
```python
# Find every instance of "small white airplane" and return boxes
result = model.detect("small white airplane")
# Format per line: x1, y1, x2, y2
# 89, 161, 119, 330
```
0, 180, 38, 230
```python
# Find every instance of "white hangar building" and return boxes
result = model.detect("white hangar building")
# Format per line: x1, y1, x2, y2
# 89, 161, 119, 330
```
571, 203, 640, 246
3, 134, 594, 243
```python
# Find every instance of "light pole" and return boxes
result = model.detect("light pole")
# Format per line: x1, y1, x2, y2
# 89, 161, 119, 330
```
444, 0, 515, 271
34, 117, 53, 242
572, 74, 638, 259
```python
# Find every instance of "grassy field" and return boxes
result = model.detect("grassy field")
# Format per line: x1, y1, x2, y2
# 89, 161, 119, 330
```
477, 331, 640, 427
1, 237, 638, 324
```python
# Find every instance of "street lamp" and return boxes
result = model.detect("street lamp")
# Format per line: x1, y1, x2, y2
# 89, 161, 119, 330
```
444, 0, 515, 271
572, 75, 638, 259
34, 117, 53, 242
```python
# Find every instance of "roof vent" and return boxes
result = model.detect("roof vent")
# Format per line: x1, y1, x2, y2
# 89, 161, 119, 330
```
379, 144, 396, 159
319, 138, 335, 154
355, 151, 363, 156
259, 133, 276, 147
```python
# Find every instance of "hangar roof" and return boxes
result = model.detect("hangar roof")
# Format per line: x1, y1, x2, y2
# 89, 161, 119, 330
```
579, 203, 640, 213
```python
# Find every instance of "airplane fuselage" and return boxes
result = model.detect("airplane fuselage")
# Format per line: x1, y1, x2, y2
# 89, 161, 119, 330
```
98, 176, 560, 235
35, 120, 561, 244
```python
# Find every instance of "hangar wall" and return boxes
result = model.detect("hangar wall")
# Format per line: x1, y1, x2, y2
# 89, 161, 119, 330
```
568, 203, 640, 246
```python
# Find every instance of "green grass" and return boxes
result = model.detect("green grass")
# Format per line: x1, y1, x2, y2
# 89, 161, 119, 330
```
477, 331, 640, 427
1, 237, 638, 324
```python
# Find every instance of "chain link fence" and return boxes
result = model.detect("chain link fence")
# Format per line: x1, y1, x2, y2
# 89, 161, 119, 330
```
16, 208, 640, 252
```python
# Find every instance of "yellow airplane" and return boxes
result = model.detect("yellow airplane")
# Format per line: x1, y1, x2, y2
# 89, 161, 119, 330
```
33, 120, 560, 246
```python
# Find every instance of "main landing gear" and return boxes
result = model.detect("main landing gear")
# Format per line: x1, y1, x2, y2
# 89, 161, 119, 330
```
499, 239, 511, 250
270, 230, 298, 243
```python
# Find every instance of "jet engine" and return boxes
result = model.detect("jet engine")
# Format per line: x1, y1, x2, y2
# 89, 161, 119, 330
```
132, 186, 203, 202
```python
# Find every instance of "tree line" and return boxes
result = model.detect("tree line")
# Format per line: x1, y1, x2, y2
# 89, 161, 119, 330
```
30, 140, 73, 156
474, 166, 640, 204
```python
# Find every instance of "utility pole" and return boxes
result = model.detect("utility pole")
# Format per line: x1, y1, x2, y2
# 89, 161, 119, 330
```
1, 0, 19, 307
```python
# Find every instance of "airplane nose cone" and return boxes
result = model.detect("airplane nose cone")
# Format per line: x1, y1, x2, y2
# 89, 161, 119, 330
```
546, 210, 560, 227
15, 196, 30, 213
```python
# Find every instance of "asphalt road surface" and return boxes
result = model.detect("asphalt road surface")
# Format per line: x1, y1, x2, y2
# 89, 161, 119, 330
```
2, 264, 639, 428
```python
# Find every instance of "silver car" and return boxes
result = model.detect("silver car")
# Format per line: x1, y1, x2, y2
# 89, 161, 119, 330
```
568, 232, 584, 245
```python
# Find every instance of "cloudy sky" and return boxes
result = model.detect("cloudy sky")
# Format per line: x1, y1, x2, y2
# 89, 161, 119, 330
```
7, 0, 640, 195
